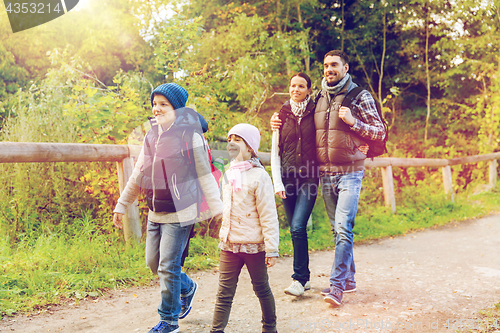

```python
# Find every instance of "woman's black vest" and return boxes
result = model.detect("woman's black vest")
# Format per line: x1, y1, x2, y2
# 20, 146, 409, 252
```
278, 99, 317, 179
138, 109, 201, 213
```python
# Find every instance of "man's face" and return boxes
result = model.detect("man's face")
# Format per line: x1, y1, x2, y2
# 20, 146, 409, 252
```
323, 55, 349, 86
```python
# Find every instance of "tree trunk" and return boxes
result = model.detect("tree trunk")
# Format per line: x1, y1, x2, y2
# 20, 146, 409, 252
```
378, 6, 387, 107
296, 1, 310, 75
276, 0, 282, 33
341, 0, 345, 51
424, 5, 431, 142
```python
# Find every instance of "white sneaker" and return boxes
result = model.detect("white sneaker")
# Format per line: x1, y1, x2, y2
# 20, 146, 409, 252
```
284, 280, 305, 296
304, 281, 311, 291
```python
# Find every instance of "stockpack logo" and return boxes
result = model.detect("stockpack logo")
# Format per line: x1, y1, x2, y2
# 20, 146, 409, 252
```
4, 0, 79, 33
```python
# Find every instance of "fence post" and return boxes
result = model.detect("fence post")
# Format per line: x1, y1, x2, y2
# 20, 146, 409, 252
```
442, 165, 455, 202
489, 159, 497, 188
381, 165, 396, 213
116, 157, 142, 244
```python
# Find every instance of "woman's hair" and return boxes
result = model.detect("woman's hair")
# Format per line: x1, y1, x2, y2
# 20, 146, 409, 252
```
289, 72, 312, 89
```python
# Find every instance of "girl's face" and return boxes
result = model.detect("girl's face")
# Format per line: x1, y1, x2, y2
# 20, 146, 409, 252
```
152, 94, 176, 129
227, 134, 252, 161
289, 76, 311, 103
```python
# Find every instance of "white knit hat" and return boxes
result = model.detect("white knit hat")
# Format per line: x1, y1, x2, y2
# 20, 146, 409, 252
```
227, 123, 261, 154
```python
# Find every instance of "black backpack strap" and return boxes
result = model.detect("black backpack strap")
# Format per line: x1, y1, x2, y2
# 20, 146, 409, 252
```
341, 86, 364, 108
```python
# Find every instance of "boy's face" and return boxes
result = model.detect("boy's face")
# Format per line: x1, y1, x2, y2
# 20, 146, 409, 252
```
227, 134, 252, 161
152, 94, 176, 129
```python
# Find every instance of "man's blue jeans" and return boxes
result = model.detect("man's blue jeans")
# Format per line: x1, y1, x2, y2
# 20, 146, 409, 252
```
282, 177, 319, 285
146, 220, 196, 325
320, 170, 363, 294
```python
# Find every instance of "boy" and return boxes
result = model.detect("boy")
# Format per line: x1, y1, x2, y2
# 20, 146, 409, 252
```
113, 83, 223, 333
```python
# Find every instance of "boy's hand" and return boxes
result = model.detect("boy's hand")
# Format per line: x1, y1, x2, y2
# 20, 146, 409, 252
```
270, 113, 282, 131
266, 257, 276, 267
113, 213, 124, 229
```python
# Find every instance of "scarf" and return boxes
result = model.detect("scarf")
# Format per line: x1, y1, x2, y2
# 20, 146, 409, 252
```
290, 95, 310, 119
321, 73, 351, 95
227, 158, 264, 192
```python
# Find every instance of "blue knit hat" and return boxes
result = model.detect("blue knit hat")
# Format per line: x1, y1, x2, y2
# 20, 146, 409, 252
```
150, 83, 189, 110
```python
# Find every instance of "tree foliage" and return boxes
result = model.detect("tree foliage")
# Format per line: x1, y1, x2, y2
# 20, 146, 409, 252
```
1, 0, 499, 238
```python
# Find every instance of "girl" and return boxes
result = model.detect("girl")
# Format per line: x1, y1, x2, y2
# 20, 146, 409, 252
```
211, 124, 279, 333
271, 73, 319, 297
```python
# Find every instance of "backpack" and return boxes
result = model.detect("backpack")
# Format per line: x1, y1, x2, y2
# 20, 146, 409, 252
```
341, 87, 389, 158
181, 129, 223, 217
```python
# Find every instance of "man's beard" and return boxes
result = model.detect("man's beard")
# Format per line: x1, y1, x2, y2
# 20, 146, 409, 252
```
326, 73, 342, 87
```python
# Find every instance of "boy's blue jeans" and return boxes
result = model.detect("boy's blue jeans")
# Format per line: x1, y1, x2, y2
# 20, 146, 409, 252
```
146, 220, 196, 325
320, 171, 363, 294
281, 177, 319, 285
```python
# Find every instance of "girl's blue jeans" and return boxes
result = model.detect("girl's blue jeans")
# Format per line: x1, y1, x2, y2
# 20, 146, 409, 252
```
145, 220, 196, 325
320, 170, 363, 294
281, 177, 319, 285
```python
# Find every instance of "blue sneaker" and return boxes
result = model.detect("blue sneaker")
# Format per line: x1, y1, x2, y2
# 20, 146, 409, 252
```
324, 287, 343, 306
321, 283, 356, 295
344, 283, 357, 293
179, 282, 198, 319
148, 321, 179, 333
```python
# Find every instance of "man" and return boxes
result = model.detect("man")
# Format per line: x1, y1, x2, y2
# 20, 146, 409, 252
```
271, 50, 385, 306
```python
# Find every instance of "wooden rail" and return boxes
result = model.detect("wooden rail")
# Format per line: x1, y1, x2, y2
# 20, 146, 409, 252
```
365, 153, 500, 212
0, 142, 498, 242
0, 142, 142, 244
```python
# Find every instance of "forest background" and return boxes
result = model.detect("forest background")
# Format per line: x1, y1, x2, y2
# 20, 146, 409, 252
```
0, 0, 499, 318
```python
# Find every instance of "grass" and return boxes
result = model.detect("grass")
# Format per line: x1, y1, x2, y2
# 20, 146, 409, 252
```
0, 213, 151, 317
1, 183, 499, 319
468, 302, 500, 332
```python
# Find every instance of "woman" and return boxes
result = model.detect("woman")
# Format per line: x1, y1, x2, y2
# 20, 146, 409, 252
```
271, 73, 318, 296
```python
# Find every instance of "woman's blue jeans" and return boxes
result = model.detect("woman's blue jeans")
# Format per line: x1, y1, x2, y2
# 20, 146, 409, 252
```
145, 220, 196, 325
282, 177, 319, 285
320, 171, 363, 294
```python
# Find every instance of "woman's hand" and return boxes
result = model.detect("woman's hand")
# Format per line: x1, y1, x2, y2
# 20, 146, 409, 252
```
358, 144, 369, 155
276, 191, 286, 199
266, 257, 277, 267
270, 113, 282, 131
113, 212, 124, 229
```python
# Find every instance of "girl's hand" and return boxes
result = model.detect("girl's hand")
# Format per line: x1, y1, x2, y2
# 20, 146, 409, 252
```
113, 213, 124, 229
266, 257, 276, 267
276, 191, 286, 199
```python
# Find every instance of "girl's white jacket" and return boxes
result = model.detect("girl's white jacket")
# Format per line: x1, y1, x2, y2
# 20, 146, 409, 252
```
219, 166, 280, 256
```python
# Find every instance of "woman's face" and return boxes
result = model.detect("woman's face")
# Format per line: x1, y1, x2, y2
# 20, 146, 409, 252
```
289, 76, 310, 103
227, 134, 252, 161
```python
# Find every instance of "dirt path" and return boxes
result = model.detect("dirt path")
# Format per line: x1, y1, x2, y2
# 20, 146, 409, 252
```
2, 214, 500, 333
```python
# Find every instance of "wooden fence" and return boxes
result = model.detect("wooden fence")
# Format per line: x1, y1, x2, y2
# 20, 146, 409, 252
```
0, 142, 498, 244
